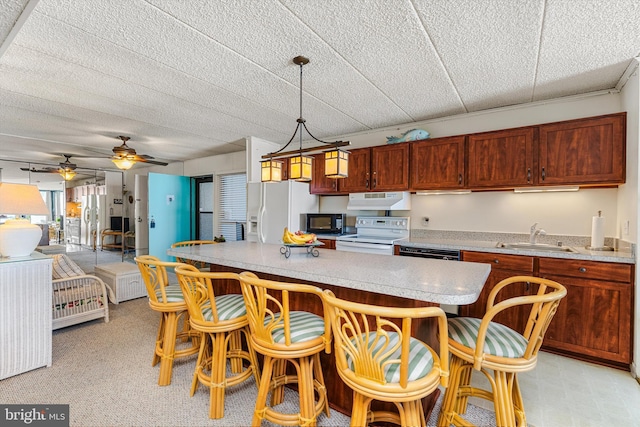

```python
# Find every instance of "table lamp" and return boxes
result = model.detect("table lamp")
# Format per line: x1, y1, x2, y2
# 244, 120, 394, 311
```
0, 183, 49, 257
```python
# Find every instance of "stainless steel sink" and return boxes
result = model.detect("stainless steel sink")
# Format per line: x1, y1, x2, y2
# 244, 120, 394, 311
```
495, 242, 577, 253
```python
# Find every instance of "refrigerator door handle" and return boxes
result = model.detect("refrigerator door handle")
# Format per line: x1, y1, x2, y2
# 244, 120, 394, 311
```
258, 183, 266, 243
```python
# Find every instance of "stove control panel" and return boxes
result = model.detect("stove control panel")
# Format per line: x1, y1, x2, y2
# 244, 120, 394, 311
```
355, 216, 410, 231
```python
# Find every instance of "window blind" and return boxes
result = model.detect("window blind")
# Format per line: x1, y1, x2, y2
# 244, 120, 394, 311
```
216, 173, 246, 241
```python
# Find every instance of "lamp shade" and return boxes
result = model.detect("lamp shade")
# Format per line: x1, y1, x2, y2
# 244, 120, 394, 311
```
0, 183, 49, 215
0, 183, 49, 258
261, 159, 283, 183
289, 155, 313, 182
324, 149, 349, 178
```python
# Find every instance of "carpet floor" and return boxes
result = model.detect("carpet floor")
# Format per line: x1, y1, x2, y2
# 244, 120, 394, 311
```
0, 297, 497, 426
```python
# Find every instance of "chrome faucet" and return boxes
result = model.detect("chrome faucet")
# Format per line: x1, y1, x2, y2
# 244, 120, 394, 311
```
529, 223, 546, 244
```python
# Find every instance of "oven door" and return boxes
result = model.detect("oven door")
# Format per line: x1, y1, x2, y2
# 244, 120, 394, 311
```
335, 239, 394, 256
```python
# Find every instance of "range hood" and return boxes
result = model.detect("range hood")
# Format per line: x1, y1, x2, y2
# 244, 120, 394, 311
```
347, 192, 411, 210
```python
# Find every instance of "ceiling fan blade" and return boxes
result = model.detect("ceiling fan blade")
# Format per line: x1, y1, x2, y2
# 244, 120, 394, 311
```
20, 167, 60, 173
138, 158, 169, 166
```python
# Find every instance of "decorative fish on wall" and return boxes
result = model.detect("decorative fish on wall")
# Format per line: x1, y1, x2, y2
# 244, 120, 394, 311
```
386, 128, 430, 144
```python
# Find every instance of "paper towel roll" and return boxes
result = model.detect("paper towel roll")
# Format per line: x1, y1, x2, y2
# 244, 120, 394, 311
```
591, 215, 605, 248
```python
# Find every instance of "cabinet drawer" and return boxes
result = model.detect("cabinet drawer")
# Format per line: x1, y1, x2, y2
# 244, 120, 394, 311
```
538, 257, 632, 283
462, 251, 534, 272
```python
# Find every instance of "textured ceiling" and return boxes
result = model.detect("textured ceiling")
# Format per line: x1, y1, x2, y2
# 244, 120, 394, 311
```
1, 0, 639, 174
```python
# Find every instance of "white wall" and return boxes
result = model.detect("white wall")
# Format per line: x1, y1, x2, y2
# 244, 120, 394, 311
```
619, 59, 639, 377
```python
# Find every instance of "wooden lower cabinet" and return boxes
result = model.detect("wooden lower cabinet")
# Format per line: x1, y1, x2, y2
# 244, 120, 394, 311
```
460, 252, 534, 334
316, 238, 336, 249
460, 251, 633, 368
538, 257, 633, 367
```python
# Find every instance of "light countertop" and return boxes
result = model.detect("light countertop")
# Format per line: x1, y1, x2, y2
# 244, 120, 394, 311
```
400, 237, 635, 264
167, 241, 491, 305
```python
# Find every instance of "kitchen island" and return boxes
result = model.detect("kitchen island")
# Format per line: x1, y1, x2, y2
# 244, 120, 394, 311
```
167, 240, 491, 419
167, 240, 491, 305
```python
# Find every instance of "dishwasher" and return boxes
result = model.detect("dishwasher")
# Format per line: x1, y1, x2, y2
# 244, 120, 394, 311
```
397, 245, 461, 315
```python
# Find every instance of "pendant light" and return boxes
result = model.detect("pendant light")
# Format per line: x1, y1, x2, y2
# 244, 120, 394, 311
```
261, 159, 283, 183
261, 56, 349, 182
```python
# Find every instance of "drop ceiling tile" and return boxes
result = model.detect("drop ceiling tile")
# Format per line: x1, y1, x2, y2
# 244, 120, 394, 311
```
413, 0, 545, 112
144, 0, 413, 130
0, 0, 30, 44
534, 0, 640, 100
280, 0, 466, 122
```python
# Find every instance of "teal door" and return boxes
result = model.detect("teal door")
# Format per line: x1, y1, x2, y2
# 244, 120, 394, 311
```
148, 172, 193, 261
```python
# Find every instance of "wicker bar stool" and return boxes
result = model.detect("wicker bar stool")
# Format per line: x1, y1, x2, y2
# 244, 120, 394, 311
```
322, 289, 449, 427
171, 240, 217, 270
237, 271, 332, 427
135, 255, 200, 386
438, 276, 567, 427
174, 265, 261, 419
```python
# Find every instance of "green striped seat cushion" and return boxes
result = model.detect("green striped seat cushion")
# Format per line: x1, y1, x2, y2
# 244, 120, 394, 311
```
202, 294, 247, 321
154, 284, 185, 303
347, 332, 434, 383
269, 311, 325, 344
448, 317, 528, 358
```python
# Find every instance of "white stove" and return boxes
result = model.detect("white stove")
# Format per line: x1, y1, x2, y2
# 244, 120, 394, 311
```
335, 216, 410, 255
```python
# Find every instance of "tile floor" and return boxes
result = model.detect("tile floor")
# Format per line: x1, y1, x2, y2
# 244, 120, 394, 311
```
467, 351, 640, 427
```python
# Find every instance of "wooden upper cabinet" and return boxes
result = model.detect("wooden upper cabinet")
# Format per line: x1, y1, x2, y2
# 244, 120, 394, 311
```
538, 113, 626, 186
370, 143, 410, 191
280, 157, 290, 181
309, 153, 339, 194
310, 113, 626, 195
467, 127, 535, 189
337, 147, 371, 193
410, 136, 465, 190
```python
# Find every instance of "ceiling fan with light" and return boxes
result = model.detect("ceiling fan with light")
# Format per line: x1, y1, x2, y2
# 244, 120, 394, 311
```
111, 136, 168, 170
20, 154, 80, 181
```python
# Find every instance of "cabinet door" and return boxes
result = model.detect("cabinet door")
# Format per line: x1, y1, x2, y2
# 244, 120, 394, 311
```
541, 273, 632, 364
371, 143, 409, 191
539, 113, 626, 186
338, 147, 371, 193
460, 251, 534, 333
467, 127, 535, 188
410, 136, 465, 190
310, 153, 339, 194
538, 257, 632, 364
279, 157, 290, 181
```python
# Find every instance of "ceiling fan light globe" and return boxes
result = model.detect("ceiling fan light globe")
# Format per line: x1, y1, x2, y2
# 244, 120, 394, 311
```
112, 157, 136, 170
59, 169, 76, 180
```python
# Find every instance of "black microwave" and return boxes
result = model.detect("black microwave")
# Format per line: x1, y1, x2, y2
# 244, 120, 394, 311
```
306, 213, 346, 235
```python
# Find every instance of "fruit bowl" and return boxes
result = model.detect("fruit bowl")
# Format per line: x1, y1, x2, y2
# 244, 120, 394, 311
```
280, 241, 324, 258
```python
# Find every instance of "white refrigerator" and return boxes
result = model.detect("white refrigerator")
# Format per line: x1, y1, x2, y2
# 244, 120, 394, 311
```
246, 181, 318, 244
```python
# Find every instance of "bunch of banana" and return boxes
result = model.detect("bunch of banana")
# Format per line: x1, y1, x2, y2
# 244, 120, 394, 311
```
282, 227, 317, 245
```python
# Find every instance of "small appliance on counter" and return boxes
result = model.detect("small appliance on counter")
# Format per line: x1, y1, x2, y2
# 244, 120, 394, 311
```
305, 213, 346, 235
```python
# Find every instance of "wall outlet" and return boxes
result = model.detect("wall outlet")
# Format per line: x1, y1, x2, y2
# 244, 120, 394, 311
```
623, 220, 630, 236
422, 217, 429, 226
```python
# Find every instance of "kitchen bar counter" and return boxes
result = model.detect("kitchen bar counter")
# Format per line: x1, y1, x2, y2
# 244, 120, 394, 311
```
167, 240, 491, 305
